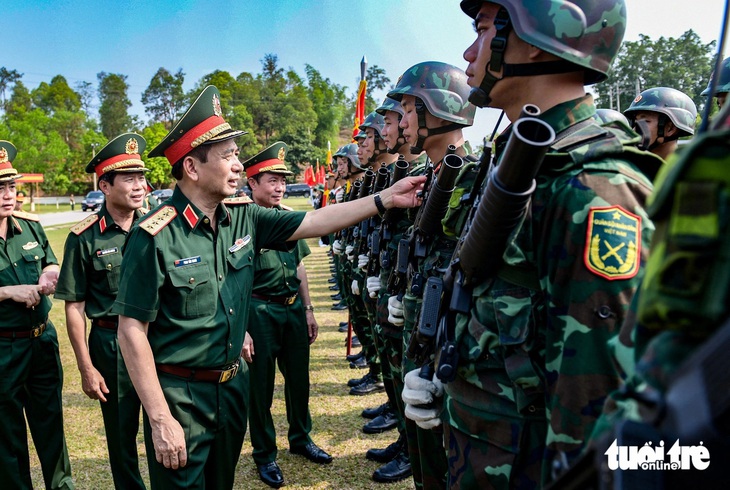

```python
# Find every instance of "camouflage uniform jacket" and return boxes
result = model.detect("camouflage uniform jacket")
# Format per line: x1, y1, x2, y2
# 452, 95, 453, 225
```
444, 95, 663, 485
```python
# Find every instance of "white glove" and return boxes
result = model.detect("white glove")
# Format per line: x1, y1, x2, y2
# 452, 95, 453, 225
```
366, 276, 381, 298
332, 240, 344, 255
335, 189, 344, 203
402, 369, 444, 430
387, 295, 404, 326
345, 245, 355, 261
351, 279, 361, 296
357, 254, 369, 270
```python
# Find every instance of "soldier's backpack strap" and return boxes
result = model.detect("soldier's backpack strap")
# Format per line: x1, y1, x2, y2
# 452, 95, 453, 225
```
139, 205, 177, 236
637, 128, 730, 339
70, 214, 99, 235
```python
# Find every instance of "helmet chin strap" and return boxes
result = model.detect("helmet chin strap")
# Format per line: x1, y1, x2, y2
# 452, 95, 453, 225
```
409, 98, 463, 154
469, 7, 581, 108
387, 127, 407, 155
369, 133, 387, 162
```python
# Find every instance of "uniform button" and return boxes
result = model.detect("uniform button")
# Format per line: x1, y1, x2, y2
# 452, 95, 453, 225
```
283, 262, 287, 266
189, 278, 195, 284
597, 305, 613, 319
106, 264, 112, 270
248, 256, 252, 262
13, 263, 17, 267
203, 218, 210, 224
218, 274, 223, 281
229, 308, 234, 315
228, 343, 232, 349
34, 255, 39, 260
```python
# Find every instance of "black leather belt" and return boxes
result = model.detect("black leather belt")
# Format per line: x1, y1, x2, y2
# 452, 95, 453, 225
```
251, 292, 298, 305
0, 321, 47, 339
156, 360, 240, 384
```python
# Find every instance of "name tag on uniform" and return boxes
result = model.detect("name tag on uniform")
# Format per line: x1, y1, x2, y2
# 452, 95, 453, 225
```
228, 235, 251, 253
174, 256, 202, 267
96, 247, 119, 257
22, 241, 38, 250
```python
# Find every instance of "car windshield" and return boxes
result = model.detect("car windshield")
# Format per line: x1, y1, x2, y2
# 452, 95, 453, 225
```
87, 191, 103, 199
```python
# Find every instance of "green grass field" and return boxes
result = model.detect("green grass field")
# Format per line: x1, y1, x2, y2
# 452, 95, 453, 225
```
29, 197, 416, 489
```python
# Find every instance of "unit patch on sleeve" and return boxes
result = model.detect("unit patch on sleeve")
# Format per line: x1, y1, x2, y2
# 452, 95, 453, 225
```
584, 206, 641, 281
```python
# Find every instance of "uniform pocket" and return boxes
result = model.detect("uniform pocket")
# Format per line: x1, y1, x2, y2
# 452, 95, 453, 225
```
92, 252, 123, 293
21, 249, 46, 284
168, 264, 214, 318
227, 250, 253, 299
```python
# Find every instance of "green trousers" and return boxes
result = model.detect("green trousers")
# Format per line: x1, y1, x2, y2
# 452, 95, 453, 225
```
247, 299, 313, 464
0, 322, 74, 490
88, 326, 145, 489
145, 361, 249, 489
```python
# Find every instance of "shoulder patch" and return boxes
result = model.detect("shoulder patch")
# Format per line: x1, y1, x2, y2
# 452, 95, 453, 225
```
139, 205, 177, 236
70, 213, 99, 235
223, 196, 252, 205
279, 204, 293, 211
12, 210, 40, 222
584, 206, 641, 281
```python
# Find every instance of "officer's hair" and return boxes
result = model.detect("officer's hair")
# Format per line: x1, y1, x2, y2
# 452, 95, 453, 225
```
99, 171, 118, 186
171, 144, 211, 180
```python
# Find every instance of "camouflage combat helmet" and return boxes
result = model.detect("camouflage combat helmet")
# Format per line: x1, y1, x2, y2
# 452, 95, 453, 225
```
387, 61, 475, 153
336, 143, 364, 172
594, 108, 630, 127
701, 56, 730, 96
460, 0, 626, 107
375, 97, 407, 154
624, 87, 697, 137
359, 111, 388, 162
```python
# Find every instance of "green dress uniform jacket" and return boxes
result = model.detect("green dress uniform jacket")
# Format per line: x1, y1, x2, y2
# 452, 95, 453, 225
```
112, 186, 304, 489
443, 95, 663, 489
55, 203, 147, 490
248, 212, 313, 464
0, 212, 74, 490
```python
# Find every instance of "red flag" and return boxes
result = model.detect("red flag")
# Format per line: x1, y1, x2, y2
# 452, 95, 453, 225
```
317, 165, 325, 185
304, 166, 315, 187
352, 79, 367, 140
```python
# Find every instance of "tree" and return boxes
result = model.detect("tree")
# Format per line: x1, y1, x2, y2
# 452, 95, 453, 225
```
75, 81, 95, 116
142, 68, 185, 129
4, 81, 32, 118
140, 122, 173, 188
0, 67, 22, 108
97, 72, 132, 139
365, 64, 391, 116
32, 75, 81, 114
595, 30, 715, 113
305, 64, 348, 149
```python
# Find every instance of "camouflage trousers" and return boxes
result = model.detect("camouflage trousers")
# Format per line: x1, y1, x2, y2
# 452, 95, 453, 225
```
444, 395, 545, 490
344, 266, 378, 368
374, 291, 406, 432
402, 293, 448, 489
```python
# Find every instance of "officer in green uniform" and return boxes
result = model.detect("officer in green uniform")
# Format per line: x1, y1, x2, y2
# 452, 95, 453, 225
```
0, 141, 74, 490
242, 142, 332, 489
387, 61, 477, 489
112, 85, 426, 490
56, 133, 150, 490
412, 1, 662, 487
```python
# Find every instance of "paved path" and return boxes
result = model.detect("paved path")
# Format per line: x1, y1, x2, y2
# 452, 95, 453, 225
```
39, 210, 94, 228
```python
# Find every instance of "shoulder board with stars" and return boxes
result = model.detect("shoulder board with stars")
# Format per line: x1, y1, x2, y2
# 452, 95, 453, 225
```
139, 205, 178, 236
223, 196, 253, 205
280, 204, 293, 211
70, 214, 99, 235
12, 210, 40, 222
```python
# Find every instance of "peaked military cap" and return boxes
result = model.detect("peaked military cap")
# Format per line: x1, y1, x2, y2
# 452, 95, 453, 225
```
242, 141, 292, 178
148, 85, 247, 165
0, 140, 21, 183
86, 133, 150, 177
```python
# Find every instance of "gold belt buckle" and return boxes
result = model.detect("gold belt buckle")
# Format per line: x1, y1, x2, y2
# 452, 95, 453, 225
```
285, 295, 296, 305
31, 324, 44, 338
218, 362, 239, 383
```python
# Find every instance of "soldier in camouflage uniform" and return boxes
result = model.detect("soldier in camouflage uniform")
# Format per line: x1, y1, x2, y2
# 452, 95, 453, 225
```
386, 61, 477, 489
624, 87, 697, 160
409, 1, 663, 488
702, 56, 730, 110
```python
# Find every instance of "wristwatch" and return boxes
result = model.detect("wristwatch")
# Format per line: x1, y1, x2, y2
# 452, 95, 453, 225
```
304, 304, 315, 311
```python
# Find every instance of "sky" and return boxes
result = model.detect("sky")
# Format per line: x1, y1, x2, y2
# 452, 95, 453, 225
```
4, 0, 728, 149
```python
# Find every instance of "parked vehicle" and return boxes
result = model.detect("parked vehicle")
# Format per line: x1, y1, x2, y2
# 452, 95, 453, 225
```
151, 189, 173, 201
81, 191, 104, 211
284, 183, 311, 198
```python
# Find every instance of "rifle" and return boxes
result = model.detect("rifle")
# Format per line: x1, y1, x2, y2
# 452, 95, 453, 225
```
343, 180, 362, 246
352, 170, 376, 262
383, 156, 415, 296
365, 165, 392, 276
436, 106, 556, 383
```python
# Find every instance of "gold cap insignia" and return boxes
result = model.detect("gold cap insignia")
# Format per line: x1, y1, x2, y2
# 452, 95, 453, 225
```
0, 148, 7, 163
125, 138, 139, 155
277, 147, 286, 161
213, 93, 223, 117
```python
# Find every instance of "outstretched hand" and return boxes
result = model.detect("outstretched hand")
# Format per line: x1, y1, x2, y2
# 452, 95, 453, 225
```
383, 176, 426, 209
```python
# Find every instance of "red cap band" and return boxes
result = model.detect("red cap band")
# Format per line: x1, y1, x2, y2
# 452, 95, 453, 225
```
95, 153, 143, 178
163, 115, 227, 165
